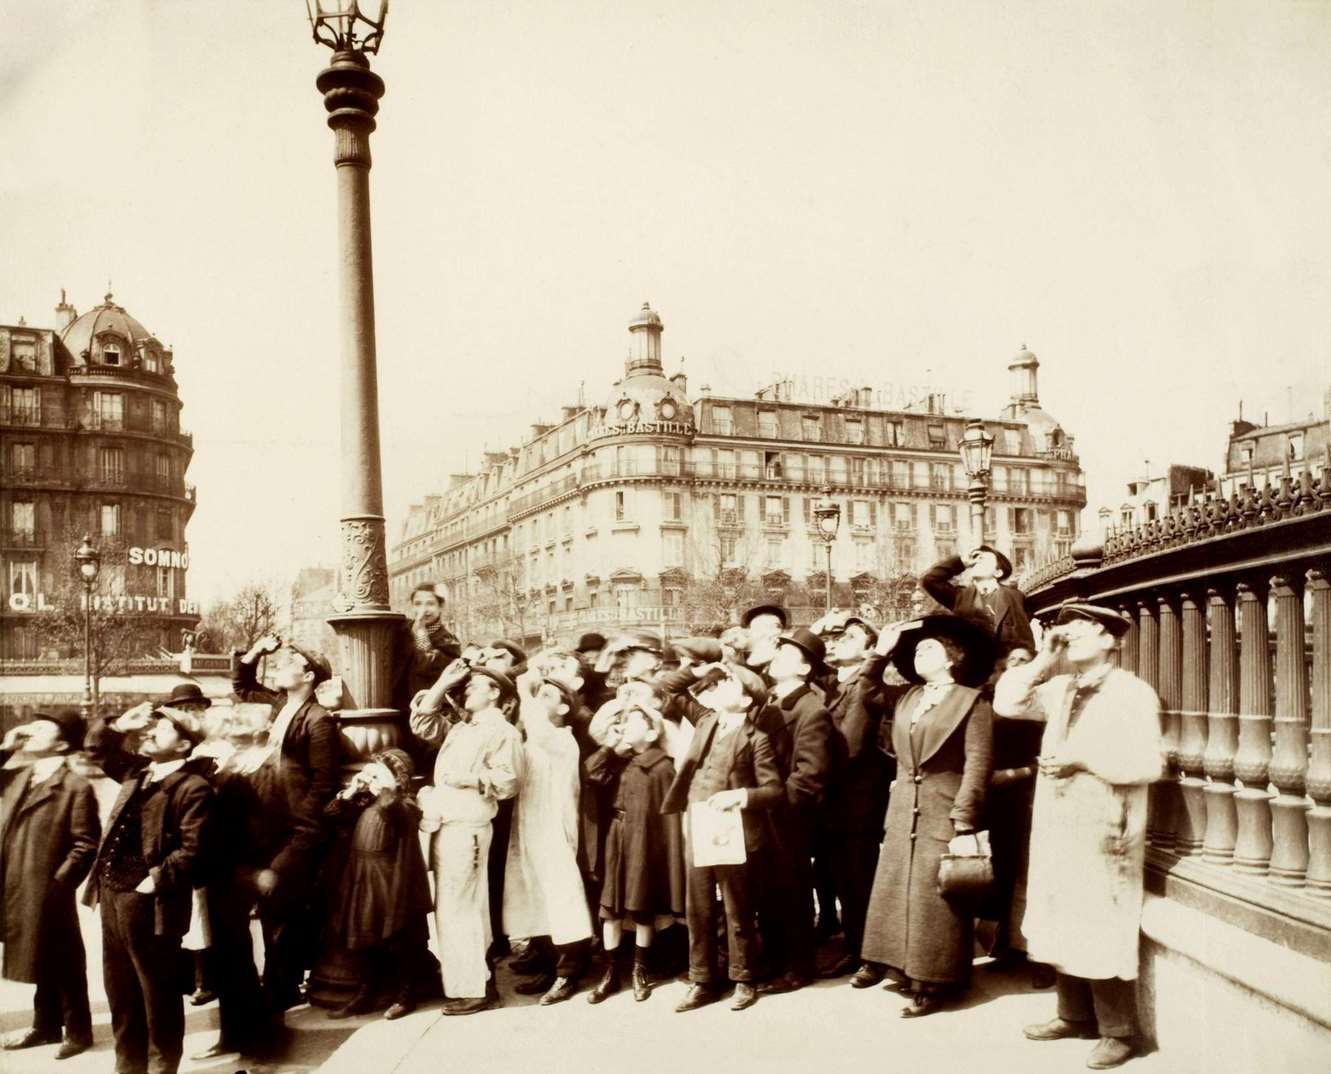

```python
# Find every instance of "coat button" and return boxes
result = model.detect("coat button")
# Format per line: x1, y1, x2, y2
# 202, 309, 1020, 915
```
910, 832, 917, 840
913, 775, 923, 784
913, 808, 920, 817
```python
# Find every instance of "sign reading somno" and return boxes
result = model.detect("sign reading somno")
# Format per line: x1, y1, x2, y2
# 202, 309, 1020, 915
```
129, 546, 190, 569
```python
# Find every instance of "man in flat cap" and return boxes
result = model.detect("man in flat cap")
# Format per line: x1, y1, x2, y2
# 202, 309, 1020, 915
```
84, 705, 213, 1074
922, 546, 1035, 659
994, 603, 1164, 1070
0, 710, 100, 1060
413, 667, 524, 1015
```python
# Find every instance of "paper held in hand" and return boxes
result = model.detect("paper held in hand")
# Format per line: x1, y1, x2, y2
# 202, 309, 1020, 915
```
688, 801, 747, 867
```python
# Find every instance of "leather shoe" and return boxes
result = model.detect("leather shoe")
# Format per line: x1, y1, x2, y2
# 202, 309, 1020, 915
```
384, 999, 415, 1020
54, 1038, 91, 1061
191, 1040, 239, 1061
539, 977, 576, 1006
818, 953, 859, 979
443, 996, 495, 1016
729, 983, 758, 1011
189, 988, 217, 1006
327, 986, 373, 1020
755, 972, 809, 996
514, 973, 555, 996
1087, 1038, 1136, 1069
508, 950, 548, 976
674, 983, 721, 1013
850, 963, 886, 989
4, 1029, 61, 1050
587, 965, 620, 1004
631, 963, 651, 1002
1024, 1017, 1099, 1042
900, 993, 944, 1018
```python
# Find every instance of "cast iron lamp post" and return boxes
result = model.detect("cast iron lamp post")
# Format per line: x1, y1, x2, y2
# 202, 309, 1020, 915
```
960, 419, 995, 546
813, 487, 841, 613
74, 534, 100, 721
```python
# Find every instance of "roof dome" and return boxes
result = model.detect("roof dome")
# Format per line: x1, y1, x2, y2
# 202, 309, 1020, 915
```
61, 292, 157, 360
1009, 343, 1038, 368
601, 366, 691, 427
629, 302, 663, 330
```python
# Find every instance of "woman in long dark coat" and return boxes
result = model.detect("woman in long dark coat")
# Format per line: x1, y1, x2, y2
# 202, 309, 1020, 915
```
857, 616, 994, 1017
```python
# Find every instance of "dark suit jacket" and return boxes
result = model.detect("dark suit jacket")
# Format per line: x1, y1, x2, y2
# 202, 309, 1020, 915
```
391, 618, 461, 716
661, 706, 784, 854
758, 684, 834, 815
0, 750, 100, 982
232, 659, 342, 880
821, 655, 902, 835
82, 725, 213, 938
921, 554, 1036, 656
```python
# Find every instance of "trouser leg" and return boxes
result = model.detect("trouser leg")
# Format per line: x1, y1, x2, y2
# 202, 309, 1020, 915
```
208, 880, 270, 1050
716, 864, 757, 983
836, 831, 879, 960
102, 890, 149, 1074
813, 839, 837, 926
119, 894, 184, 1074
685, 865, 718, 985
782, 827, 817, 979
435, 823, 494, 999
1089, 976, 1138, 1038
488, 800, 513, 948
1055, 972, 1096, 1025
553, 939, 589, 979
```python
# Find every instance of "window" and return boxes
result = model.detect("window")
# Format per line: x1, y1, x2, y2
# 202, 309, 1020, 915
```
151, 400, 167, 432
614, 584, 637, 612
764, 451, 783, 479
802, 415, 821, 442
854, 537, 874, 571
101, 503, 121, 537
615, 490, 626, 521
927, 423, 946, 447
1144, 500, 1158, 522
156, 452, 171, 488
827, 455, 847, 485
662, 588, 680, 608
893, 501, 914, 531
891, 459, 910, 488
9, 386, 40, 424
662, 492, 682, 521
1011, 468, 1031, 495
893, 537, 916, 570
716, 449, 736, 479
929, 463, 950, 491
935, 537, 957, 559
1011, 507, 1034, 535
845, 419, 864, 445
849, 456, 865, 485
1289, 432, 1305, 460
564, 595, 573, 612
1005, 429, 1022, 455
99, 446, 126, 483
562, 505, 573, 533
156, 566, 174, 598
589, 590, 599, 609
1056, 509, 1073, 537
806, 455, 825, 485
8, 559, 37, 598
764, 495, 788, 527
850, 499, 874, 530
719, 494, 738, 526
11, 442, 35, 474
721, 535, 738, 565
934, 504, 956, 532
713, 406, 733, 435
93, 391, 125, 430
660, 445, 681, 475
785, 453, 804, 482
663, 531, 684, 567
144, 349, 159, 374
156, 508, 172, 540
11, 501, 34, 536
102, 343, 121, 366
885, 421, 903, 447
12, 339, 36, 372
758, 410, 778, 438
766, 537, 785, 567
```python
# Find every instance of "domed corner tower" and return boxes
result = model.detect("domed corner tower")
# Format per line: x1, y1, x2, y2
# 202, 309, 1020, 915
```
1000, 343, 1073, 457
57, 293, 197, 646
601, 302, 693, 431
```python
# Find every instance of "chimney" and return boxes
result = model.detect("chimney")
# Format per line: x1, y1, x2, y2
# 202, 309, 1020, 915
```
560, 405, 582, 422
531, 423, 553, 439
54, 288, 77, 331
670, 371, 687, 395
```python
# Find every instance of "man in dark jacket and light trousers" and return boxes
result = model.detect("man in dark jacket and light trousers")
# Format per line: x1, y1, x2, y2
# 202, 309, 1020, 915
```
0, 709, 100, 1060
921, 546, 1035, 658
85, 705, 213, 1074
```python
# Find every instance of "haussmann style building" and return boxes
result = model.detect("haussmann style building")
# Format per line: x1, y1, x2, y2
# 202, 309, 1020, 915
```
389, 304, 1087, 649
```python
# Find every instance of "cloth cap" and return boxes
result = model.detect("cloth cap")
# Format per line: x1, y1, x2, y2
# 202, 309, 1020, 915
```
841, 616, 879, 644
972, 545, 1014, 581
286, 643, 332, 686
468, 667, 518, 706
488, 639, 528, 666
1054, 602, 1132, 638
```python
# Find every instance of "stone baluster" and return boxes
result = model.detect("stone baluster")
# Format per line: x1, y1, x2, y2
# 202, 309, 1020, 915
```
1203, 587, 1240, 865
1152, 595, 1182, 852
1305, 569, 1331, 897
1268, 573, 1311, 886
1119, 604, 1139, 675
1233, 580, 1274, 875
1175, 591, 1209, 854
1138, 600, 1160, 691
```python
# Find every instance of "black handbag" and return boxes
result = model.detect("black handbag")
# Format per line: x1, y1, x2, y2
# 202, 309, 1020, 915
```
937, 831, 994, 903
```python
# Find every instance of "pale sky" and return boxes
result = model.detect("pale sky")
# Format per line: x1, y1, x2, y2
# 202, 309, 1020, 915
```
3, 1, 1328, 605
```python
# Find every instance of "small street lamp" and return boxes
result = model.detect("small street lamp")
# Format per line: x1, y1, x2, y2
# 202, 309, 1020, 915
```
74, 534, 100, 721
959, 419, 995, 546
813, 486, 841, 613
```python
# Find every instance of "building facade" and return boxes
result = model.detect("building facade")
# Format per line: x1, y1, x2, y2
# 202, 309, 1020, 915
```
389, 305, 1086, 648
1099, 464, 1216, 535
0, 291, 198, 671
1220, 390, 1331, 494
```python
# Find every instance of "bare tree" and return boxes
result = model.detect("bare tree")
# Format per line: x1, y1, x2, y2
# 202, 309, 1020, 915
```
195, 579, 281, 652
472, 551, 531, 643
678, 506, 766, 632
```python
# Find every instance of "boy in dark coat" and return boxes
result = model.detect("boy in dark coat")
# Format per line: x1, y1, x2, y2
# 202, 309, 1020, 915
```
921, 546, 1035, 658
85, 705, 214, 1074
661, 662, 783, 1013
0, 710, 100, 1060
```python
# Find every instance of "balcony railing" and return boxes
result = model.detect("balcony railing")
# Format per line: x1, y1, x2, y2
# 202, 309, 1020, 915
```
0, 529, 44, 549
1021, 467, 1331, 916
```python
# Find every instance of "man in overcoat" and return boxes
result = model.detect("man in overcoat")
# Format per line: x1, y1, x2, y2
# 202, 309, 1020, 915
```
921, 546, 1035, 658
84, 705, 213, 1074
754, 628, 835, 994
0, 710, 100, 1060
994, 602, 1163, 1070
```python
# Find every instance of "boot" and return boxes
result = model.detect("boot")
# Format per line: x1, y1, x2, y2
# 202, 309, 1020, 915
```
327, 985, 373, 1020
587, 961, 620, 1004
631, 949, 652, 1002
384, 979, 416, 1021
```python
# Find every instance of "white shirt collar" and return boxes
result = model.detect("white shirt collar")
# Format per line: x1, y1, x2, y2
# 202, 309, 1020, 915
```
29, 754, 66, 784
772, 678, 803, 700
146, 758, 187, 784
1073, 662, 1115, 691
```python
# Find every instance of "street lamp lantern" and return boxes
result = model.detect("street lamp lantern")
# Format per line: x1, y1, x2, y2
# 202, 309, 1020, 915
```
306, 0, 389, 54
813, 487, 841, 612
959, 420, 995, 545
73, 534, 100, 722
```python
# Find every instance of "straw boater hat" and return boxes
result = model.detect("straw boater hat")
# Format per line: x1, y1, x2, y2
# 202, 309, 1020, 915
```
886, 615, 998, 689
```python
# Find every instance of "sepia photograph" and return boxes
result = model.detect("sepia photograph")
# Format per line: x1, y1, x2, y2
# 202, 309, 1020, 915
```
1, 3, 1328, 1073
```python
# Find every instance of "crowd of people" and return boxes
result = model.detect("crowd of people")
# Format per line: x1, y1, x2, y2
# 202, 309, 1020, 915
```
0, 544, 1166, 1074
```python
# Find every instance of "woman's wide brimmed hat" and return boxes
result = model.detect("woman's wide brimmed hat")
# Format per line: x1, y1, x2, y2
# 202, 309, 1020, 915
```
887, 614, 998, 688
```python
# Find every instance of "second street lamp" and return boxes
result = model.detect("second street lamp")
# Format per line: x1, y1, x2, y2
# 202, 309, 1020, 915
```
813, 487, 841, 613
960, 419, 995, 546
74, 534, 100, 722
